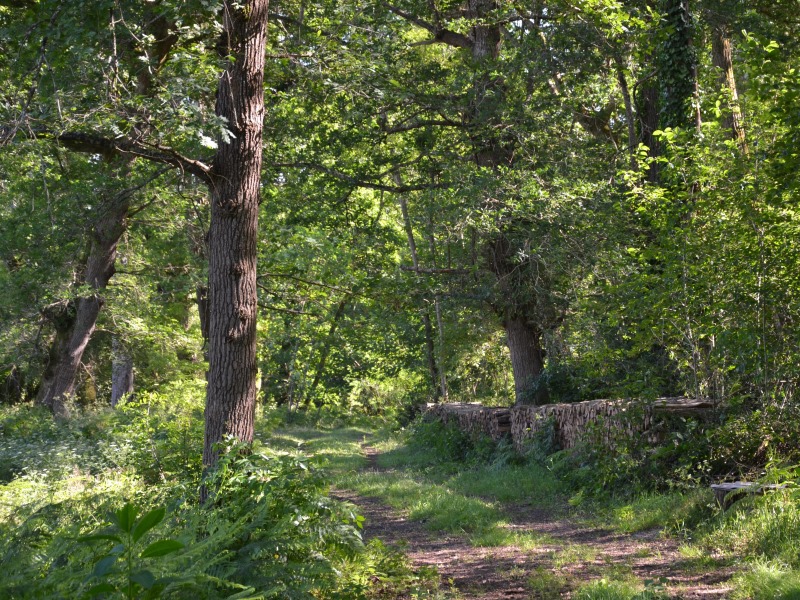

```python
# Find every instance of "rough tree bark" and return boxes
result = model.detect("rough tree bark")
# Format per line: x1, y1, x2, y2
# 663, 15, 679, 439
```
711, 23, 747, 152
467, 0, 546, 404
110, 337, 134, 407
201, 0, 269, 469
34, 9, 178, 418
504, 314, 546, 405
37, 195, 129, 418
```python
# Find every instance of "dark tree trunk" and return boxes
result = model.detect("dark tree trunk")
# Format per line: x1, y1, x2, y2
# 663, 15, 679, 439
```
263, 335, 293, 406
711, 24, 747, 151
37, 196, 128, 418
34, 11, 177, 419
396, 183, 441, 399
196, 284, 210, 351
202, 0, 269, 470
505, 315, 547, 406
303, 295, 349, 408
639, 73, 661, 183
614, 55, 637, 169
1, 366, 24, 404
36, 300, 75, 409
110, 337, 134, 407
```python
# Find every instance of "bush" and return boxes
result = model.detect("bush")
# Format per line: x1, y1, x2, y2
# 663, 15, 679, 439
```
401, 417, 524, 470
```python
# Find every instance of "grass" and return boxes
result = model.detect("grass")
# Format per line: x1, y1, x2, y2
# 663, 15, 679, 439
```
600, 489, 714, 534
572, 577, 668, 599
259, 424, 372, 473
730, 561, 800, 599
528, 566, 570, 599
256, 417, 800, 599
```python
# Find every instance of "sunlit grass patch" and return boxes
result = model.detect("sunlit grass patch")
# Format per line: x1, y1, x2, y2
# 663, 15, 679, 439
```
340, 470, 502, 533
603, 488, 712, 534
553, 543, 598, 569
528, 566, 570, 599
730, 560, 800, 599
573, 577, 669, 599
448, 463, 564, 507
261, 425, 372, 473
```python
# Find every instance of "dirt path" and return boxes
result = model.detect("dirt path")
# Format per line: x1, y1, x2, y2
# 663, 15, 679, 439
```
333, 446, 735, 599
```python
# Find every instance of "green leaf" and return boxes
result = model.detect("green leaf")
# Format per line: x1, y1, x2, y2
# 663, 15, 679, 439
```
140, 539, 184, 558
132, 507, 165, 543
130, 570, 156, 590
92, 555, 118, 578
78, 533, 123, 544
85, 582, 117, 597
112, 503, 138, 533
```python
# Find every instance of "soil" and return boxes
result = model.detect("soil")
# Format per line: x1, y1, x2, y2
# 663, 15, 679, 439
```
332, 446, 736, 599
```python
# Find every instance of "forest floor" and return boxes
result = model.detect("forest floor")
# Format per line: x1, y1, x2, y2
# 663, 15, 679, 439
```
331, 441, 737, 599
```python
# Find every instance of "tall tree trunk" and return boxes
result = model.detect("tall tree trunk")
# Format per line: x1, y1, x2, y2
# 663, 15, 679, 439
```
505, 314, 547, 406
34, 10, 177, 419
303, 295, 350, 408
469, 0, 546, 401
614, 54, 637, 169
427, 228, 449, 401
639, 75, 661, 183
37, 195, 129, 418
196, 284, 210, 343
711, 24, 747, 152
396, 183, 441, 398
110, 337, 134, 407
202, 0, 269, 470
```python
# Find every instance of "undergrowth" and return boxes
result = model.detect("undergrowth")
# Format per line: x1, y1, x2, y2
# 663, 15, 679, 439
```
0, 401, 442, 599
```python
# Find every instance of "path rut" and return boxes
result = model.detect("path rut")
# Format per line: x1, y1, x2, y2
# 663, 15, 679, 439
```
333, 446, 735, 599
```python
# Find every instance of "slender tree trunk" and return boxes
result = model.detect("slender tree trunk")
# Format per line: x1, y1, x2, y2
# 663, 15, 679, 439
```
396, 184, 441, 398
37, 196, 129, 418
110, 337, 134, 407
303, 295, 350, 408
427, 228, 448, 401
202, 0, 269, 470
614, 54, 637, 169
196, 284, 210, 343
639, 76, 661, 183
433, 295, 448, 400
712, 24, 747, 152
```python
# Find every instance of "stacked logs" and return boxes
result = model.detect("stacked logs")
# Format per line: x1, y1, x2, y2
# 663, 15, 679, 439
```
424, 403, 512, 441
424, 397, 714, 451
510, 399, 650, 451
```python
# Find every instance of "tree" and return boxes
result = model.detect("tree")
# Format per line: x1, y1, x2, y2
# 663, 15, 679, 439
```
198, 0, 270, 468
1, 0, 269, 469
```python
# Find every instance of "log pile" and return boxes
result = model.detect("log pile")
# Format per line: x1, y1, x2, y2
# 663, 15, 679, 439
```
424, 403, 511, 441
424, 397, 712, 451
510, 398, 653, 451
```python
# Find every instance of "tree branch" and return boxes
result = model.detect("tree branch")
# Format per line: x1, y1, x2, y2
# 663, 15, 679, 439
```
5, 129, 213, 184
382, 2, 472, 49
400, 266, 470, 275
272, 161, 448, 193
258, 272, 355, 295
